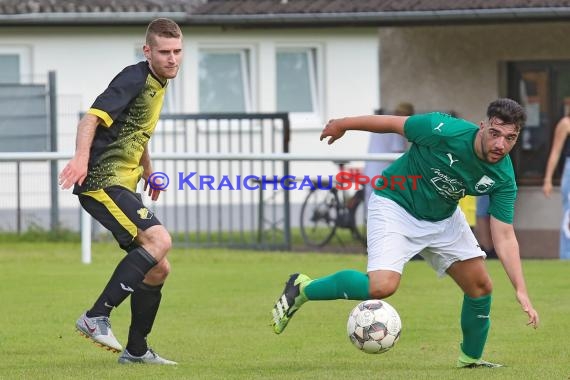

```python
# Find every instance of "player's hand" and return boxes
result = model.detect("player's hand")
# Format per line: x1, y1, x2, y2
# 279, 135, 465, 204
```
516, 291, 539, 328
320, 119, 346, 145
144, 177, 164, 201
59, 157, 88, 189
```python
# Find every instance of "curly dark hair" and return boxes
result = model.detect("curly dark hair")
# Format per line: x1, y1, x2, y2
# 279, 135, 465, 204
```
486, 98, 526, 131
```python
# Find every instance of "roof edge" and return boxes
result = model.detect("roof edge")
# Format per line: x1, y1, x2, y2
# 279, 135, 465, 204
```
183, 8, 570, 26
0, 8, 568, 27
0, 12, 186, 25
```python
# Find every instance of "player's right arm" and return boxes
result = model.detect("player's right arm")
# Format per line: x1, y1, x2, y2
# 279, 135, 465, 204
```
543, 117, 570, 197
58, 113, 100, 189
320, 115, 408, 145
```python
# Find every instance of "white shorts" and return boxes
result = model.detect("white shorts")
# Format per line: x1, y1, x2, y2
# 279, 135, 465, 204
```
367, 195, 486, 277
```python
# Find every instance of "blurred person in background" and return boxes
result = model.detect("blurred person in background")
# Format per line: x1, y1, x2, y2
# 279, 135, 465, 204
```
363, 102, 415, 208
542, 112, 570, 259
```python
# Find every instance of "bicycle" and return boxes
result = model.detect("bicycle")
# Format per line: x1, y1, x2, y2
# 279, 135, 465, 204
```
300, 161, 367, 248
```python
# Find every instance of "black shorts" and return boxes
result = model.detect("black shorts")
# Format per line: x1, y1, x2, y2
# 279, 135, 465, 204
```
78, 185, 162, 249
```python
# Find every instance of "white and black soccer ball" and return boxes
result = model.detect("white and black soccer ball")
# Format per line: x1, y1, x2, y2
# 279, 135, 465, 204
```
347, 300, 402, 354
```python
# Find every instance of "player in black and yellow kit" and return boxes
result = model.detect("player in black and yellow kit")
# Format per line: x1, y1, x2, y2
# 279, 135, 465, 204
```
59, 18, 182, 365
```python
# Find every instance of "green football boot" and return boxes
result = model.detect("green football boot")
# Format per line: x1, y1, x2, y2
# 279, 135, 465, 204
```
457, 351, 504, 368
271, 273, 311, 334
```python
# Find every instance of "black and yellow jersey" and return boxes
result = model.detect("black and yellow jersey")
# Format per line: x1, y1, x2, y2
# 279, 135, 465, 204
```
74, 61, 167, 194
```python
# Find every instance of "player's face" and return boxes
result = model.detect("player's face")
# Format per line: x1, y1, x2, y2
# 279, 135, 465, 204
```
144, 35, 183, 81
478, 118, 520, 163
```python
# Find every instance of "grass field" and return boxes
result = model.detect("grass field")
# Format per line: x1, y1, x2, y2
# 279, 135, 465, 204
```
0, 241, 568, 380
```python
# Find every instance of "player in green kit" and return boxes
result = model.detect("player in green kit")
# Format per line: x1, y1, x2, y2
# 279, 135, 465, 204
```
271, 98, 539, 368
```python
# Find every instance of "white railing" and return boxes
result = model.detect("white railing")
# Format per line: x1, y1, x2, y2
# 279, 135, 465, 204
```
0, 152, 401, 162
0, 151, 401, 263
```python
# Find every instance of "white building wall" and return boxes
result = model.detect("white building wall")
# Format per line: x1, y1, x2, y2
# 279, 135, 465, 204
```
0, 26, 379, 229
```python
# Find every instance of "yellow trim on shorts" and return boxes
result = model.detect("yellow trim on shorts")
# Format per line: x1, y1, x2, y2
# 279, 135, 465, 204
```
87, 108, 114, 127
82, 189, 138, 238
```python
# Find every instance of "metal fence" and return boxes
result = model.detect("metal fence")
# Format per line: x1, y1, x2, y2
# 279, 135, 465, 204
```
145, 113, 291, 250
1, 150, 403, 263
1, 111, 293, 250
0, 72, 58, 233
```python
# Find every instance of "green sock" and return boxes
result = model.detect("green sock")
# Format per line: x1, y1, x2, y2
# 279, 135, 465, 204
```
460, 294, 491, 360
303, 269, 370, 300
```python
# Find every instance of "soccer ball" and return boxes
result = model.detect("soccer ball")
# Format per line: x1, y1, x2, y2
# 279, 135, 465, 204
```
347, 300, 402, 354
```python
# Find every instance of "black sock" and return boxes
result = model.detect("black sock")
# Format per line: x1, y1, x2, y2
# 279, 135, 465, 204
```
126, 282, 163, 356
86, 247, 157, 318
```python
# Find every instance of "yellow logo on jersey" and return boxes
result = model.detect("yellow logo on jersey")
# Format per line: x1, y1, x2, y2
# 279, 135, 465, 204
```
137, 207, 153, 220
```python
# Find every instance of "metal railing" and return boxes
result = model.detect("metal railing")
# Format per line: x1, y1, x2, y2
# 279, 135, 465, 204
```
147, 113, 291, 251
0, 152, 402, 263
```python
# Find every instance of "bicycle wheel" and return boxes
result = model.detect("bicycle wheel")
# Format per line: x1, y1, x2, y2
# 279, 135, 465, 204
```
349, 189, 367, 247
300, 187, 339, 247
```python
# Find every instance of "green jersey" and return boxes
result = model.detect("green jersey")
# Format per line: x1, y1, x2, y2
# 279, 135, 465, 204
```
74, 61, 167, 194
374, 112, 517, 223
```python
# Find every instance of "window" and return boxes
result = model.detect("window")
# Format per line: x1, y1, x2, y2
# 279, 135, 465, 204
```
275, 47, 322, 126
199, 49, 251, 113
0, 54, 20, 83
508, 61, 570, 185
276, 48, 317, 113
0, 46, 31, 84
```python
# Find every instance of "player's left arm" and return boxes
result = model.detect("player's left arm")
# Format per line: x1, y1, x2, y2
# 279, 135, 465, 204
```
140, 145, 162, 201
490, 216, 539, 328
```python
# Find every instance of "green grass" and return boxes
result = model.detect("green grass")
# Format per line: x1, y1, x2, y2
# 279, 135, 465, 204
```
0, 242, 568, 379
0, 226, 81, 243
0, 225, 367, 254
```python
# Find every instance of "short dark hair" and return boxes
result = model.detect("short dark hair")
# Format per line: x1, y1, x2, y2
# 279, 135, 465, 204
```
486, 98, 526, 131
146, 18, 182, 46
395, 102, 415, 116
